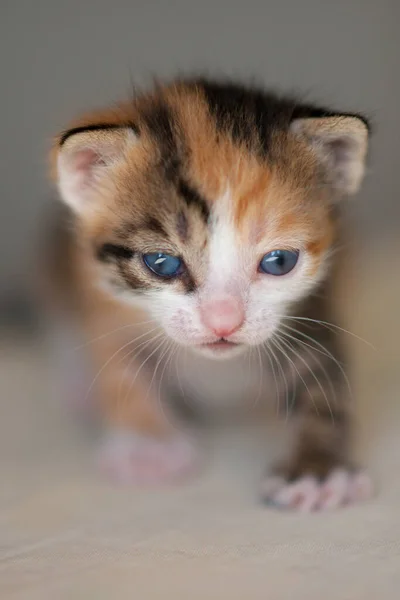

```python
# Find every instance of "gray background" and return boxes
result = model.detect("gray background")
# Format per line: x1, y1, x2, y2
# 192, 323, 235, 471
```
1, 0, 398, 298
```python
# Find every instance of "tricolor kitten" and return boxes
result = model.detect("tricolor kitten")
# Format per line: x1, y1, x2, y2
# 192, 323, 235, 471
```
49, 77, 372, 510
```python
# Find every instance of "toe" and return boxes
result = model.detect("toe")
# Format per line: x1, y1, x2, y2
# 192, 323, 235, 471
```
347, 471, 374, 503
317, 469, 351, 510
261, 468, 373, 512
274, 476, 320, 512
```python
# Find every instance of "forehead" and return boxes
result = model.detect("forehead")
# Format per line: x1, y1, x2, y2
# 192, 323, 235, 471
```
88, 84, 330, 251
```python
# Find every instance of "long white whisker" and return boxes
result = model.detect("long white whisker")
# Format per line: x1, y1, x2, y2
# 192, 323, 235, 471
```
262, 342, 281, 417
266, 340, 289, 420
73, 319, 156, 351
118, 328, 163, 402
175, 346, 186, 400
118, 326, 162, 370
249, 345, 263, 411
282, 316, 375, 350
277, 334, 334, 423
146, 338, 171, 403
279, 323, 353, 400
279, 323, 339, 361
84, 327, 160, 403
271, 336, 320, 417
123, 335, 167, 405
279, 329, 338, 410
157, 341, 177, 427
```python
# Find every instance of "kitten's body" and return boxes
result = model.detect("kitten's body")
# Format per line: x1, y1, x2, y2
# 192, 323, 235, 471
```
46, 78, 372, 509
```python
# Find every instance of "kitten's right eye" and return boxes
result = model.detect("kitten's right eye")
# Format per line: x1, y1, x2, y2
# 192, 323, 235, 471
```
143, 253, 183, 279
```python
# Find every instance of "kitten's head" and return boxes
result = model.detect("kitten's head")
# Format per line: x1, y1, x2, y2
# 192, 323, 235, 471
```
53, 78, 369, 359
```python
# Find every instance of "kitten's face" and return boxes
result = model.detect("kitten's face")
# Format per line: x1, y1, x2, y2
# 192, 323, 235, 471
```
54, 80, 368, 358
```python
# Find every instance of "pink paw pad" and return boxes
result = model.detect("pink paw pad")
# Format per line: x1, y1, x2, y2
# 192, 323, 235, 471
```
98, 432, 199, 486
260, 468, 373, 512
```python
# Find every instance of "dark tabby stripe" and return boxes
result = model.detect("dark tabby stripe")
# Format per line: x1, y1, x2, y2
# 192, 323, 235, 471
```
142, 104, 181, 182
143, 103, 210, 223
144, 217, 168, 237
178, 179, 209, 221
190, 78, 370, 158
176, 210, 189, 241
97, 243, 134, 262
117, 261, 152, 292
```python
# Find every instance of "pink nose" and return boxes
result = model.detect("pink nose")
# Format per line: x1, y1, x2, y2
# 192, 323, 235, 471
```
200, 296, 244, 338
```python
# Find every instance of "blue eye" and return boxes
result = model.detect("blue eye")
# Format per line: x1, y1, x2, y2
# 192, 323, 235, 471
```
259, 249, 299, 276
142, 253, 183, 278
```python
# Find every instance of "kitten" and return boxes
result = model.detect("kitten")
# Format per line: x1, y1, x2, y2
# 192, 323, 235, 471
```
47, 77, 372, 510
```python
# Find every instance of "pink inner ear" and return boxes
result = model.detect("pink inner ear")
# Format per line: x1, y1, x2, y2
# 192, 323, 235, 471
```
72, 148, 101, 173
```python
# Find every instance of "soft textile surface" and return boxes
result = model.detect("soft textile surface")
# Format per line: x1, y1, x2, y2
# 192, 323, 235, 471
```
2, 238, 400, 599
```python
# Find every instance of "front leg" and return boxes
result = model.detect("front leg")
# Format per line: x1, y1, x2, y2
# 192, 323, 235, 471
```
261, 325, 373, 511
89, 332, 198, 485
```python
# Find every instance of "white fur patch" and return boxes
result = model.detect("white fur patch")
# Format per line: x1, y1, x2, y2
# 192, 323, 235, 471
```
207, 188, 241, 293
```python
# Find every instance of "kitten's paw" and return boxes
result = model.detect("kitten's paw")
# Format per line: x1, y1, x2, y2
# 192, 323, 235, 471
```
260, 468, 373, 512
98, 431, 199, 485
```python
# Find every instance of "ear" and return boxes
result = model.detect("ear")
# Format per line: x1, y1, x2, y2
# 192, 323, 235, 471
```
290, 115, 369, 195
55, 126, 137, 213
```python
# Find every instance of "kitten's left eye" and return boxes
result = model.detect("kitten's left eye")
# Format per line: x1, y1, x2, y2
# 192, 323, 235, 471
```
259, 249, 299, 276
142, 253, 183, 278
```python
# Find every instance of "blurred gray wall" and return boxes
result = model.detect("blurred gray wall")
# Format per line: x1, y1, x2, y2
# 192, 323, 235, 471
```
1, 0, 398, 297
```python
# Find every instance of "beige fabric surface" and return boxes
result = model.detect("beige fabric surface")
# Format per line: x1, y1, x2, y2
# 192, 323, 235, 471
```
2, 238, 400, 599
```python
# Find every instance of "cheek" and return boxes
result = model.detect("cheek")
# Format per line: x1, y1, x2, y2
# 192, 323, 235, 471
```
150, 290, 203, 341
243, 288, 284, 341
243, 260, 322, 338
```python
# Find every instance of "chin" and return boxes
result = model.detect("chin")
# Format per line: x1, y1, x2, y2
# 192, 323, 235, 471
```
189, 341, 249, 360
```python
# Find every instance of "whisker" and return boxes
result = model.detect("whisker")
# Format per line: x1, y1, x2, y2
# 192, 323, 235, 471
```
266, 340, 290, 420
249, 345, 263, 411
279, 322, 340, 361
122, 335, 167, 406
277, 334, 334, 423
262, 342, 281, 417
118, 327, 162, 370
282, 316, 375, 350
157, 340, 177, 427
279, 328, 338, 410
118, 329, 164, 405
271, 336, 320, 418
145, 338, 171, 403
73, 319, 157, 351
84, 326, 160, 404
174, 346, 186, 400
279, 323, 353, 400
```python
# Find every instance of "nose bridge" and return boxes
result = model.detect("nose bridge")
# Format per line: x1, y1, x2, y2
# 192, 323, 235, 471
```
206, 206, 243, 294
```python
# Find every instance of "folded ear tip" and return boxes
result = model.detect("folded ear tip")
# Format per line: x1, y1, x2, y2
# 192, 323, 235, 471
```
343, 115, 370, 141
352, 113, 371, 134
290, 114, 369, 138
